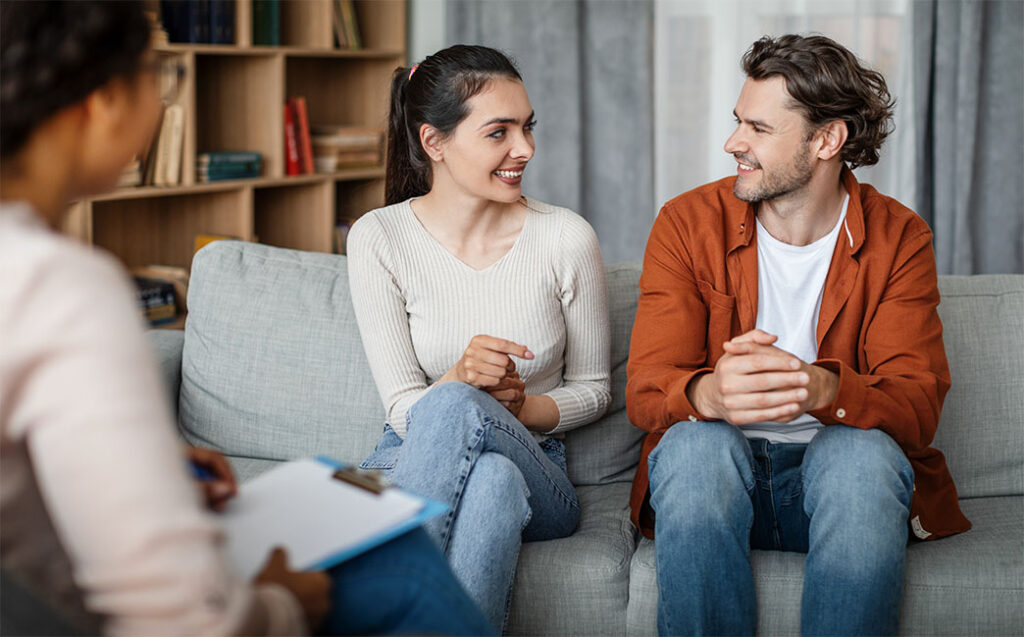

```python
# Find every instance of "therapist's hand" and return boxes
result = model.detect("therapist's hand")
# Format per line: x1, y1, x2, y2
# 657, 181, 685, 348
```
255, 548, 331, 631
186, 446, 237, 511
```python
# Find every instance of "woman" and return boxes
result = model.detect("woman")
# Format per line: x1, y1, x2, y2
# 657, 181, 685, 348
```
0, 2, 491, 635
349, 45, 612, 631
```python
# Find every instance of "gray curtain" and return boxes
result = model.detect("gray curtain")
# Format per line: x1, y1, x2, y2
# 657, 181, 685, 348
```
913, 0, 1024, 274
446, 0, 654, 263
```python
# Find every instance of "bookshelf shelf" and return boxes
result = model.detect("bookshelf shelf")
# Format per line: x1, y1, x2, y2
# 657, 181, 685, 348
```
69, 0, 405, 295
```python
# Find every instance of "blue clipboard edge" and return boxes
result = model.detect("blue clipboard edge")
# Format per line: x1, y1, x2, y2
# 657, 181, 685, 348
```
303, 456, 448, 572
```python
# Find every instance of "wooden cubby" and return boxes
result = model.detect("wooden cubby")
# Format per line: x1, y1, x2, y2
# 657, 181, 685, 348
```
67, 0, 405, 288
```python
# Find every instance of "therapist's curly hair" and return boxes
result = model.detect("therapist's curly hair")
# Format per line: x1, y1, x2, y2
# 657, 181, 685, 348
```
0, 0, 150, 159
742, 34, 895, 169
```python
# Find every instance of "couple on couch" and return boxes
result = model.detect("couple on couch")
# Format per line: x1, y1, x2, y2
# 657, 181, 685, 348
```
348, 35, 969, 636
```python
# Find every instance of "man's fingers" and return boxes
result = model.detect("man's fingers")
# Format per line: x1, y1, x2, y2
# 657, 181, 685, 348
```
726, 403, 803, 425
725, 352, 801, 374
728, 329, 777, 346
720, 387, 808, 411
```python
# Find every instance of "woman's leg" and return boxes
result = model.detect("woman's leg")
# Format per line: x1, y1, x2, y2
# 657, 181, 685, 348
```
391, 382, 580, 552
389, 382, 581, 631
319, 527, 495, 636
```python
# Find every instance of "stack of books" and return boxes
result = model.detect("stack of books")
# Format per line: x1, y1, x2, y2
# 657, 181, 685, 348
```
160, 0, 236, 45
332, 0, 361, 49
197, 151, 263, 182
134, 276, 177, 326
119, 159, 142, 188
311, 126, 383, 171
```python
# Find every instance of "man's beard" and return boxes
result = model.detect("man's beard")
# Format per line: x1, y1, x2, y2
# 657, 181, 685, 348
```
732, 145, 814, 203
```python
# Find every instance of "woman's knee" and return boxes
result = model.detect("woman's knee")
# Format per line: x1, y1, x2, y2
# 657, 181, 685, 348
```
406, 382, 503, 437
464, 453, 531, 523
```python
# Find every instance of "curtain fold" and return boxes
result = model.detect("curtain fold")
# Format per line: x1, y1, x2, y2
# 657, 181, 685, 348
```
446, 0, 654, 263
913, 0, 1024, 274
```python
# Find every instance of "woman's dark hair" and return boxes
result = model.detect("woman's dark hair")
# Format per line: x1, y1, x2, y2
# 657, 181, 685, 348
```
386, 44, 522, 205
1, 0, 151, 159
741, 34, 895, 169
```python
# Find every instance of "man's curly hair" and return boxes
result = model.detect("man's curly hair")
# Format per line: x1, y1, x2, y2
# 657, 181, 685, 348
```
742, 34, 895, 169
1, 1, 150, 159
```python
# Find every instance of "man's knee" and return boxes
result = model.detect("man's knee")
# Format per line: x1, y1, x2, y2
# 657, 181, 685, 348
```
649, 420, 749, 484
804, 426, 913, 508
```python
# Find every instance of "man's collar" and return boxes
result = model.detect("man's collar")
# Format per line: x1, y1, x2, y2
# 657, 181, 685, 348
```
725, 165, 866, 255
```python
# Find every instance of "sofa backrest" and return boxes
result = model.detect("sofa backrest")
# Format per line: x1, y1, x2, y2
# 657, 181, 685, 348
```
179, 241, 1022, 498
934, 275, 1024, 499
180, 242, 384, 465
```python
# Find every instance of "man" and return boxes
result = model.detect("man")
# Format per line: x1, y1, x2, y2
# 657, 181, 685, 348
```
626, 34, 970, 636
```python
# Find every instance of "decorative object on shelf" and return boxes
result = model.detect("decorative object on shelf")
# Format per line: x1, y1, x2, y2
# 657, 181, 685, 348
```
153, 104, 186, 187
147, 10, 170, 46
197, 151, 263, 182
252, 0, 280, 46
194, 233, 240, 254
311, 126, 383, 170
332, 0, 361, 50
160, 0, 236, 45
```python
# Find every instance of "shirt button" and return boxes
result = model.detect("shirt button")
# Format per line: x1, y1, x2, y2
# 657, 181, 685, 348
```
688, 415, 698, 422
836, 408, 847, 418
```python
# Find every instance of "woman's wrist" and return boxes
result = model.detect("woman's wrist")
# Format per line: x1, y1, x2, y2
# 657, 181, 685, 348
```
518, 395, 560, 433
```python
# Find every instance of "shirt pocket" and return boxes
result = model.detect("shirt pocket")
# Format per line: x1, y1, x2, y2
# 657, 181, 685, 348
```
697, 279, 736, 363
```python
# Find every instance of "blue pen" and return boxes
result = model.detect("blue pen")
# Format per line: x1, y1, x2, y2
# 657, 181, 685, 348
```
190, 462, 217, 482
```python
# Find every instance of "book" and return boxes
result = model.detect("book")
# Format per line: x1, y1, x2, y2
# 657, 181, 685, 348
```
311, 126, 383, 151
252, 0, 279, 46
284, 104, 301, 176
153, 104, 185, 186
198, 151, 262, 165
209, 0, 235, 44
332, 0, 348, 48
141, 106, 167, 186
334, 149, 380, 168
338, 0, 361, 50
197, 151, 262, 181
218, 458, 445, 579
333, 220, 353, 255
194, 233, 238, 254
289, 97, 315, 174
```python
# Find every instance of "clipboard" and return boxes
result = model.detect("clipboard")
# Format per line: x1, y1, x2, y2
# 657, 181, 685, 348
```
218, 456, 446, 579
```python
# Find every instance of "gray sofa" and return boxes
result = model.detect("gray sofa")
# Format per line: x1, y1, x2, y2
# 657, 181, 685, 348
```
150, 240, 1023, 636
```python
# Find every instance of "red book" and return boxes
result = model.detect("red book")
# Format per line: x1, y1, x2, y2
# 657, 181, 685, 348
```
283, 103, 301, 176
290, 97, 315, 174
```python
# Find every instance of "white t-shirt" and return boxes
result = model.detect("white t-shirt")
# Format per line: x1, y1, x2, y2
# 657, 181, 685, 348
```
741, 194, 850, 443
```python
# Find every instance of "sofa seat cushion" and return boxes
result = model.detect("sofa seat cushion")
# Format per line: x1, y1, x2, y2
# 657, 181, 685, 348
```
179, 241, 384, 467
508, 482, 636, 636
626, 496, 1024, 636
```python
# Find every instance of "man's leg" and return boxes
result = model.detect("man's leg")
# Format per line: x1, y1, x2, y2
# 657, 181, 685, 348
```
648, 420, 758, 636
320, 527, 496, 636
801, 425, 914, 636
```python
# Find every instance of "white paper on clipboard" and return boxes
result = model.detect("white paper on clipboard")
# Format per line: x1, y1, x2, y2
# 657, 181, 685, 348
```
218, 457, 444, 579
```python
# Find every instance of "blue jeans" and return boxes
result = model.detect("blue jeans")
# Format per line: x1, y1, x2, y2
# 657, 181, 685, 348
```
320, 527, 495, 635
360, 382, 580, 632
648, 421, 914, 636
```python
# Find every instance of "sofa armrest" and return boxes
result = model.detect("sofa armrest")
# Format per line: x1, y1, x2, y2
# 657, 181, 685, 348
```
146, 329, 184, 416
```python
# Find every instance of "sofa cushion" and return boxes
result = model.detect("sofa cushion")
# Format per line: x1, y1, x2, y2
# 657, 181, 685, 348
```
179, 241, 384, 467
934, 275, 1024, 499
625, 496, 1024, 636
508, 482, 636, 636
565, 262, 645, 486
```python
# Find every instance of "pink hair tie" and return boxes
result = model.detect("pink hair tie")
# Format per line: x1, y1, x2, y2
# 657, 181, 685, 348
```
408, 65, 419, 80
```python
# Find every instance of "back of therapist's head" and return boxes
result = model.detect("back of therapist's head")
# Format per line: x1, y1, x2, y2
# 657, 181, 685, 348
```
385, 44, 522, 206
0, 0, 150, 160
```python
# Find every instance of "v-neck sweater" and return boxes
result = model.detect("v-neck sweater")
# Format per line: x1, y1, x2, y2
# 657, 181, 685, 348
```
347, 197, 611, 439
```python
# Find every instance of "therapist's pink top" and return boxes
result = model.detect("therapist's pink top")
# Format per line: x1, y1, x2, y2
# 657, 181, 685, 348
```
0, 203, 306, 635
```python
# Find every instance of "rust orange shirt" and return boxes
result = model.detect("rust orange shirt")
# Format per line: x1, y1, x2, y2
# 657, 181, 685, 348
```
627, 168, 970, 541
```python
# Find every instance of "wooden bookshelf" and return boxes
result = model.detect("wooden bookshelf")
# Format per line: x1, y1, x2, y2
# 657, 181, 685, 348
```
66, 0, 405, 277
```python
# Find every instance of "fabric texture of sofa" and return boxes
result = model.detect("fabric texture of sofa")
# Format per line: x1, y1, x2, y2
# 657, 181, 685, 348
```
149, 240, 1023, 635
